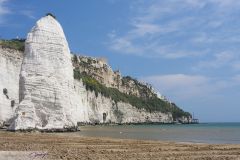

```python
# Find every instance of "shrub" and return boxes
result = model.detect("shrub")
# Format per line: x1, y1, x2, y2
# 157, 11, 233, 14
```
113, 109, 124, 123
3, 88, 8, 95
0, 39, 25, 51
46, 13, 56, 19
73, 55, 78, 63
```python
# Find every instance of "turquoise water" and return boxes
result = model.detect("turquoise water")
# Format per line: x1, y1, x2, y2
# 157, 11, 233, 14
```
79, 123, 240, 144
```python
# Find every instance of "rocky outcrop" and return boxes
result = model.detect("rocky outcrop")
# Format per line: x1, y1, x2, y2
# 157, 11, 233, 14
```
74, 56, 121, 88
74, 80, 173, 124
0, 47, 23, 127
9, 15, 79, 131
73, 55, 157, 98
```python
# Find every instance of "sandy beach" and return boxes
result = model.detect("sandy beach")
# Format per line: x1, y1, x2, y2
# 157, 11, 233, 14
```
0, 130, 240, 160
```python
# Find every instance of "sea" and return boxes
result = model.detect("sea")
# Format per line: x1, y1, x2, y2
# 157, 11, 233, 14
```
79, 123, 240, 144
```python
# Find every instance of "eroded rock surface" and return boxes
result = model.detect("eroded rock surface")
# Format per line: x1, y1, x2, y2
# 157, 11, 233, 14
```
74, 80, 173, 124
0, 47, 23, 127
9, 16, 78, 131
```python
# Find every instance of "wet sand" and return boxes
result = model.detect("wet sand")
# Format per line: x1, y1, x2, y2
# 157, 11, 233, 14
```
0, 130, 240, 160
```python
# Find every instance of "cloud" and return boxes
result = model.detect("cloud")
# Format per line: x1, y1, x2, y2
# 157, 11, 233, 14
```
0, 0, 10, 14
20, 10, 35, 19
0, 0, 11, 24
0, 1, 35, 26
143, 74, 240, 101
144, 74, 210, 99
211, 0, 240, 9
193, 52, 240, 71
232, 61, 240, 71
232, 74, 240, 82
129, 22, 161, 37
107, 0, 240, 59
194, 52, 236, 69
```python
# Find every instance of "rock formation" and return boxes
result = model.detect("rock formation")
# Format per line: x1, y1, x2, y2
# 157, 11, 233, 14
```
0, 47, 23, 127
74, 80, 173, 124
72, 55, 190, 124
9, 15, 78, 131
73, 55, 158, 98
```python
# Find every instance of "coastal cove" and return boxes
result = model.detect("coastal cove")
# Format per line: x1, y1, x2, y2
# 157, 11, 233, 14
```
77, 123, 240, 144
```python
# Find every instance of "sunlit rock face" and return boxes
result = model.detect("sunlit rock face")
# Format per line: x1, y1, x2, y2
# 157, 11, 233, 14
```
0, 48, 23, 127
9, 15, 78, 131
74, 80, 173, 124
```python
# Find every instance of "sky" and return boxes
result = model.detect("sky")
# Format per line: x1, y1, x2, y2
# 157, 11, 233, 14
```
0, 0, 240, 122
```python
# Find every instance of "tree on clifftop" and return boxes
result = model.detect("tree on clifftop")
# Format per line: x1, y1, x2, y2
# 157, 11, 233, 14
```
46, 13, 56, 19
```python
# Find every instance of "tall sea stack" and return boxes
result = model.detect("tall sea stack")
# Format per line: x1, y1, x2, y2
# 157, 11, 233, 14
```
9, 15, 78, 131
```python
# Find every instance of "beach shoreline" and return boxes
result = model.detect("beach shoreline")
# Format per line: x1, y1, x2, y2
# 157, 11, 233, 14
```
0, 130, 240, 160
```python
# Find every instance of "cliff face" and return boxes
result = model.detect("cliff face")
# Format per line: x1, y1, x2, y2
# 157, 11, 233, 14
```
73, 55, 156, 99
74, 80, 173, 124
0, 47, 23, 126
73, 55, 191, 122
0, 16, 192, 130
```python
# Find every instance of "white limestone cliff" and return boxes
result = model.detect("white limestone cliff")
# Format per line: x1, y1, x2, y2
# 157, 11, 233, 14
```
0, 47, 23, 127
74, 80, 173, 124
9, 16, 79, 131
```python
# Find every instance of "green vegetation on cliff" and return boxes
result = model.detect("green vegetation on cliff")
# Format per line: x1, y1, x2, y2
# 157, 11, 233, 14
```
0, 39, 25, 51
74, 69, 191, 120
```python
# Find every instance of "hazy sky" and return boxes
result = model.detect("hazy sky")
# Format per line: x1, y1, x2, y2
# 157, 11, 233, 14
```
0, 0, 240, 122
